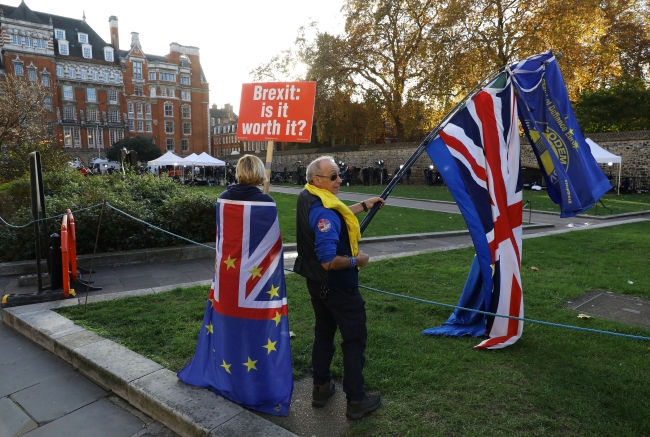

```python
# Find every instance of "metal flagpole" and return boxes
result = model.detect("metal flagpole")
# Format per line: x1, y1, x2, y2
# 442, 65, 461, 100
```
360, 67, 505, 234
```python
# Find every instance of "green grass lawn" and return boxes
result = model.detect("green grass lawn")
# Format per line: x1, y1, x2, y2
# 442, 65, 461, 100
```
336, 183, 650, 216
57, 221, 650, 436
190, 185, 468, 242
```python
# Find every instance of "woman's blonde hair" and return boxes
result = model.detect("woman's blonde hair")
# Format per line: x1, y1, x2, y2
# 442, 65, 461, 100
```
236, 154, 266, 186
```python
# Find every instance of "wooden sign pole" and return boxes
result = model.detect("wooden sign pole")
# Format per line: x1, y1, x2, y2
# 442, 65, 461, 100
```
263, 140, 274, 194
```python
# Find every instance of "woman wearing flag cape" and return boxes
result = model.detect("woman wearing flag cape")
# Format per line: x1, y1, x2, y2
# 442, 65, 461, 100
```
178, 154, 293, 416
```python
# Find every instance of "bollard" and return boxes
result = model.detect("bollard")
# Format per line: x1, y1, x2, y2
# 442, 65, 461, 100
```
49, 233, 62, 290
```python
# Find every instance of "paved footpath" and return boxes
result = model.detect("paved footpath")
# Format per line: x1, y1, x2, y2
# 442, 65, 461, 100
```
1, 191, 648, 437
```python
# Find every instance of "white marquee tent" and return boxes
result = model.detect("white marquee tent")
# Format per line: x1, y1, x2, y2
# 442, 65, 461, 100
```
188, 152, 226, 167
586, 138, 622, 194
147, 151, 184, 166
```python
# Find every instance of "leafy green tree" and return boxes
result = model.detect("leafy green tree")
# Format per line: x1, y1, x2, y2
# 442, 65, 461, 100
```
0, 74, 67, 182
106, 136, 162, 163
574, 77, 650, 133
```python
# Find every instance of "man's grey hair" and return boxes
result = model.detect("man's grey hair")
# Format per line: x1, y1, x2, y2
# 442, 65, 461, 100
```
306, 156, 336, 184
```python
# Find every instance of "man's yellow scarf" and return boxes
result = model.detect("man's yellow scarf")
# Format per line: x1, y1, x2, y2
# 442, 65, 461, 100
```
304, 184, 360, 256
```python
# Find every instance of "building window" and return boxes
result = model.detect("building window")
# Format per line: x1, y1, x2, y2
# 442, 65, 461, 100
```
109, 110, 119, 123
108, 90, 118, 104
149, 71, 156, 80
127, 101, 134, 117
63, 85, 74, 101
82, 45, 92, 59
92, 71, 98, 81
168, 88, 175, 98
87, 109, 99, 122
24, 37, 33, 48
146, 121, 152, 132
69, 68, 76, 78
180, 76, 190, 85
104, 48, 114, 62
150, 86, 156, 97
64, 106, 75, 120
160, 72, 175, 82
87, 88, 97, 102
63, 127, 72, 147
128, 120, 135, 131
145, 104, 151, 117
183, 122, 191, 135
109, 129, 124, 145
82, 70, 89, 80
103, 72, 109, 82
181, 138, 189, 151
160, 87, 167, 97
181, 90, 191, 101
11, 35, 21, 45
133, 61, 142, 79
87, 129, 95, 148
56, 66, 64, 77
27, 69, 36, 81
58, 41, 69, 56
55, 29, 65, 39
137, 121, 144, 132
73, 127, 81, 147
136, 103, 143, 118
45, 121, 54, 135
44, 98, 52, 112
97, 129, 103, 148
134, 86, 143, 96
113, 73, 120, 83
166, 138, 174, 151
182, 105, 191, 118
36, 39, 46, 49
164, 103, 173, 117
165, 121, 174, 134
78, 33, 88, 44
14, 63, 23, 76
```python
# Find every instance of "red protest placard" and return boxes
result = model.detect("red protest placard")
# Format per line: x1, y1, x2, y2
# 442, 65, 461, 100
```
237, 81, 316, 143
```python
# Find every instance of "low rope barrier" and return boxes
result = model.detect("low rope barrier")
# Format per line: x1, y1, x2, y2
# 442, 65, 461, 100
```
5, 197, 648, 343
0, 203, 104, 229
283, 267, 650, 342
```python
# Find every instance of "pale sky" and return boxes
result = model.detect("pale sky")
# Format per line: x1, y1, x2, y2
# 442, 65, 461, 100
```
13, 0, 346, 113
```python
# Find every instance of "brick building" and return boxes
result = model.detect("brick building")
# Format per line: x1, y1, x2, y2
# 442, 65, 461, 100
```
0, 1, 209, 162
209, 103, 273, 158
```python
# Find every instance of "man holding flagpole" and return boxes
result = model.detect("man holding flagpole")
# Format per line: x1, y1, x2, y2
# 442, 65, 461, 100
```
294, 155, 384, 420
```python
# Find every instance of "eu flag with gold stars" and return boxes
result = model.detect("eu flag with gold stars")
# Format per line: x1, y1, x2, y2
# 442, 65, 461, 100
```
177, 198, 293, 416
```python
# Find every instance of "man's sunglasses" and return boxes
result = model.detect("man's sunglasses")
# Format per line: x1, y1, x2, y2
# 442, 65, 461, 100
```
316, 173, 341, 181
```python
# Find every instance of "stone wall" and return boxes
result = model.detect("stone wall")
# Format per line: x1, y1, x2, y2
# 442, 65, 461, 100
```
106, 130, 648, 188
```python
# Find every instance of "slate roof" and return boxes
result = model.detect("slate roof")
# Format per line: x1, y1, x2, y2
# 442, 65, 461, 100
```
119, 49, 168, 63
0, 1, 117, 64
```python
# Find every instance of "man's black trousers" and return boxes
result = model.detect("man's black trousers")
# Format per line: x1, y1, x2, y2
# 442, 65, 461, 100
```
306, 279, 367, 402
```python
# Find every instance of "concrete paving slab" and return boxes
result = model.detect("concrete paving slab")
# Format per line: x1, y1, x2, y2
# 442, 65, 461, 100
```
120, 276, 157, 290
127, 368, 244, 436
0, 332, 45, 365
211, 410, 296, 437
21, 398, 144, 437
169, 261, 211, 273
70, 339, 163, 398
0, 396, 38, 437
0, 349, 74, 398
258, 377, 349, 437
154, 275, 193, 287
146, 266, 191, 278
565, 290, 650, 329
183, 270, 215, 282
10, 371, 107, 424
114, 266, 151, 279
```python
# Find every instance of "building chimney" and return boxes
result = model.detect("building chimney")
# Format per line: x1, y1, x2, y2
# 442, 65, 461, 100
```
211, 104, 217, 110
109, 16, 119, 51
130, 32, 140, 49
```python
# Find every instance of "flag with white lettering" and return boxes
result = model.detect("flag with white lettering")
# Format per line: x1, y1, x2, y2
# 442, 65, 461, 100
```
423, 73, 524, 349
177, 199, 293, 415
510, 51, 611, 217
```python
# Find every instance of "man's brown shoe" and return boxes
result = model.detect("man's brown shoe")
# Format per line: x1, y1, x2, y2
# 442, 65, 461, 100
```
312, 380, 336, 407
346, 392, 381, 420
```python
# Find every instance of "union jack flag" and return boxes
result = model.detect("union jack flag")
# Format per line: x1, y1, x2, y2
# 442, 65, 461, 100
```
424, 73, 524, 349
178, 199, 293, 415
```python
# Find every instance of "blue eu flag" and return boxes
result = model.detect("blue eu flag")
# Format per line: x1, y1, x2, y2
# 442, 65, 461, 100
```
178, 199, 293, 416
510, 51, 611, 217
